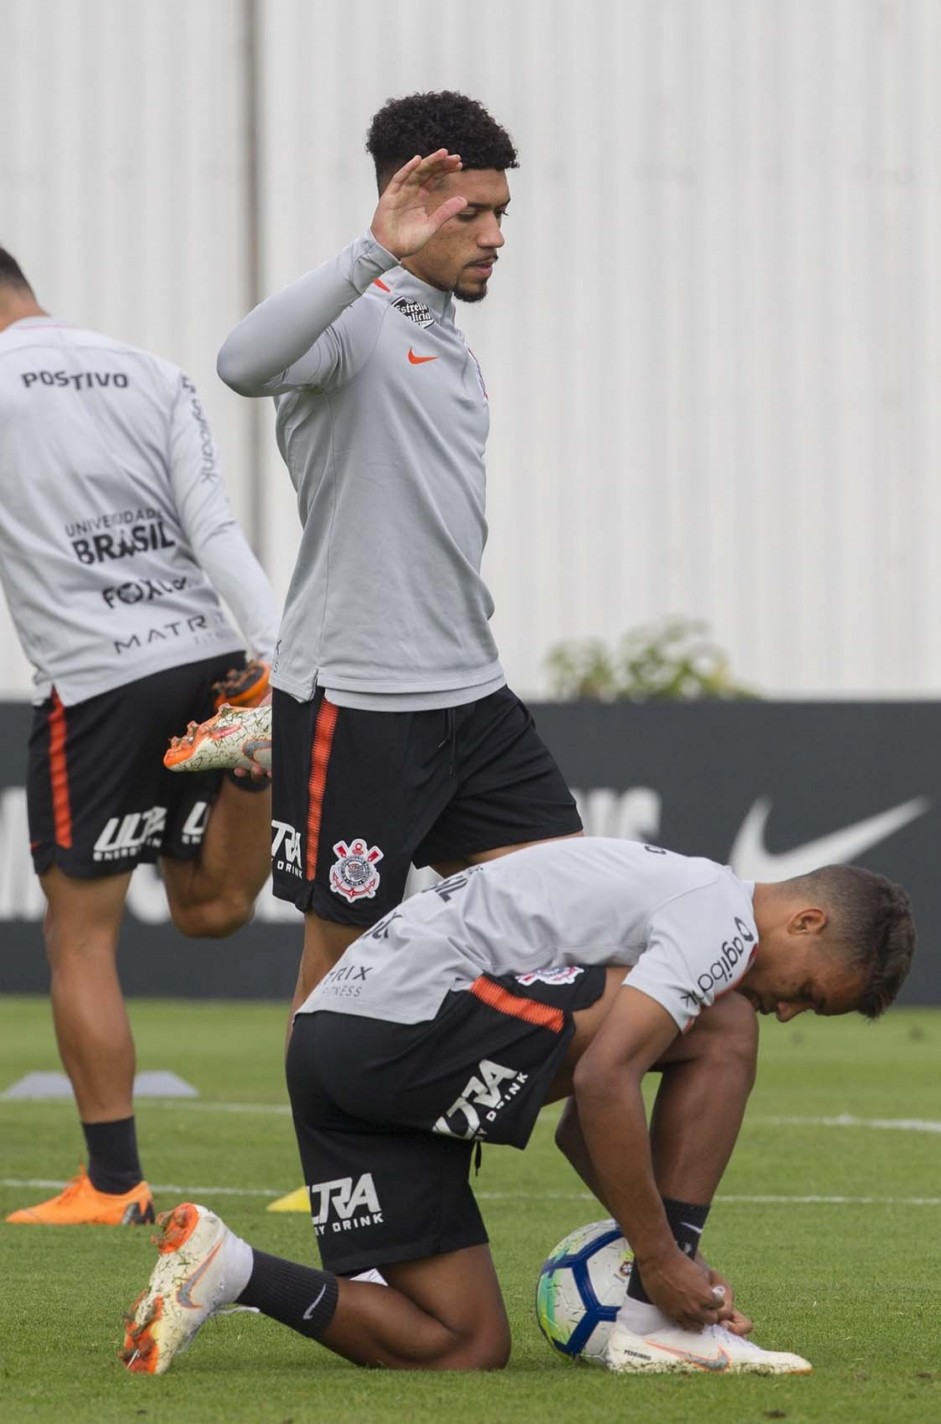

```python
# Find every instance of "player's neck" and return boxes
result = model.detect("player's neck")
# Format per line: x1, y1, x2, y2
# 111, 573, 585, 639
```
0, 294, 47, 333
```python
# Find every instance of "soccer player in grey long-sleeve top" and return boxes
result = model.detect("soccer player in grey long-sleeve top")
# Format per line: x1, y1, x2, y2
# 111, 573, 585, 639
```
0, 248, 279, 1226
217, 92, 583, 1011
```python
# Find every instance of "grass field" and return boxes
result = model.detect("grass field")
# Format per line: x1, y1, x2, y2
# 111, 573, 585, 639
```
1, 995, 938, 1424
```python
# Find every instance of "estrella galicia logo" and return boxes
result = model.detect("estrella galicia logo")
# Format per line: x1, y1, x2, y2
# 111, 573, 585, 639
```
392, 295, 434, 328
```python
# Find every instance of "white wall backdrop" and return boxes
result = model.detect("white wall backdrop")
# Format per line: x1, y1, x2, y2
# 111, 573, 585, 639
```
2, 0, 939, 699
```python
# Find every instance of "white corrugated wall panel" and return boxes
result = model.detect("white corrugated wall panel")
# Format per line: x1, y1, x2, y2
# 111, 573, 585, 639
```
0, 0, 253, 696
254, 0, 941, 698
3, 1, 940, 699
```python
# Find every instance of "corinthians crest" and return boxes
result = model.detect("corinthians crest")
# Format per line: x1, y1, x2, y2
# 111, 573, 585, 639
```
330, 838, 384, 902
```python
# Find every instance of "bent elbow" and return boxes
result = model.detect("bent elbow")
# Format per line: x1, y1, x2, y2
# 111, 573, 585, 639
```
216, 341, 260, 397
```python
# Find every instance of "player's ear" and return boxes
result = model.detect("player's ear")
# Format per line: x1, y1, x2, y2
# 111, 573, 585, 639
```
787, 906, 827, 937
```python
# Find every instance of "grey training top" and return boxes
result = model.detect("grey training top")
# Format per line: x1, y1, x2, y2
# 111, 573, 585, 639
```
298, 838, 759, 1032
217, 231, 506, 710
0, 318, 279, 705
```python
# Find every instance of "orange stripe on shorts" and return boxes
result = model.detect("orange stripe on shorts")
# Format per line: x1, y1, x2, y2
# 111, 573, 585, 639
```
48, 692, 73, 848
305, 697, 339, 879
469, 976, 565, 1034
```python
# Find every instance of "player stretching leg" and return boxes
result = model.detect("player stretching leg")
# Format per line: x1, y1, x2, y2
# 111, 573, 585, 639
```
121, 840, 915, 1374
0, 251, 279, 1226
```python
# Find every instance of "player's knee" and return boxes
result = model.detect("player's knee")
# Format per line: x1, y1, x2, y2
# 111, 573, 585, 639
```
553, 1098, 580, 1163
705, 992, 759, 1088
169, 891, 254, 939
42, 909, 119, 969
446, 1321, 511, 1370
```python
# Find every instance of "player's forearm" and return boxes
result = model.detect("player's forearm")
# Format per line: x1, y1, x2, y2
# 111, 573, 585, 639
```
192, 522, 279, 660
216, 231, 397, 395
572, 1064, 677, 1270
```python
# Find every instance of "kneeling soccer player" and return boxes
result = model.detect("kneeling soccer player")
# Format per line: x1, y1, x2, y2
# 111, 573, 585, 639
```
121, 837, 914, 1375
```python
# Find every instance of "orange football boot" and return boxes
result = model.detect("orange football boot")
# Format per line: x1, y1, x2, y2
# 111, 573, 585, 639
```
5, 1165, 154, 1226
210, 659, 270, 711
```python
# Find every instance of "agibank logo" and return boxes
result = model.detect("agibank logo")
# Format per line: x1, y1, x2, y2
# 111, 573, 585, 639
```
681, 916, 757, 1010
309, 1173, 383, 1237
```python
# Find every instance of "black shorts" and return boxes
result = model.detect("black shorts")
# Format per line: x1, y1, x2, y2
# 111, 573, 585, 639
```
27, 654, 245, 879
286, 965, 606, 1276
270, 685, 582, 923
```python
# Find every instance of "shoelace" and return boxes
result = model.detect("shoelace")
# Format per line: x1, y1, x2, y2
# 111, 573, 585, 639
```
46, 1172, 89, 1205
706, 1324, 763, 1353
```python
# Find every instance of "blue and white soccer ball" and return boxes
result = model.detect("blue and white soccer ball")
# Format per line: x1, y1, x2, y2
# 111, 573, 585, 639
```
535, 1218, 633, 1364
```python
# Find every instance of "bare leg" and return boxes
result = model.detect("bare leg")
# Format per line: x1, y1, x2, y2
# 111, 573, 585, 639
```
162, 777, 271, 938
244, 1243, 511, 1370
326, 1247, 510, 1369
41, 866, 133, 1122
647, 991, 758, 1200
289, 914, 363, 1019
554, 979, 758, 1206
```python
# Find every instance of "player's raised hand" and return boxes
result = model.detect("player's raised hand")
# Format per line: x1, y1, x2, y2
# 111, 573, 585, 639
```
370, 150, 468, 259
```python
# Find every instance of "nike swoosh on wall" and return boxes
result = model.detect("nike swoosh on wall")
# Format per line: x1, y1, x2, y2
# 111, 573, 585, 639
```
729, 795, 931, 880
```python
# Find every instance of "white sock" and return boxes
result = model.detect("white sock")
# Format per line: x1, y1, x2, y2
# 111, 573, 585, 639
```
223, 1229, 255, 1299
615, 1297, 675, 1335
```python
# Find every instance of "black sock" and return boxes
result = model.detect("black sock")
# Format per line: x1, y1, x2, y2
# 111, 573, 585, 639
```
236, 1248, 339, 1340
82, 1117, 143, 1194
626, 1197, 711, 1305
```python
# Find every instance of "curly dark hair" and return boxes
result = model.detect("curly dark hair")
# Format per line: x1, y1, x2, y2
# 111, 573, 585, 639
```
791, 865, 916, 1018
366, 90, 519, 191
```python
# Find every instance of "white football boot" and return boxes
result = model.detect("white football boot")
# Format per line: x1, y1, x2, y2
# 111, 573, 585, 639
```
605, 1318, 812, 1375
122, 1203, 252, 1375
164, 703, 272, 773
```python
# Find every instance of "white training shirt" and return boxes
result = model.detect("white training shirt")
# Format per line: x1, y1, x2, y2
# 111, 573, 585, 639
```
298, 838, 758, 1032
217, 230, 505, 711
0, 317, 279, 704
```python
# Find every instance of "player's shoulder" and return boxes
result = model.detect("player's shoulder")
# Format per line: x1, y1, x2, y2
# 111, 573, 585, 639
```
1, 318, 172, 372
647, 849, 754, 928
80, 327, 179, 378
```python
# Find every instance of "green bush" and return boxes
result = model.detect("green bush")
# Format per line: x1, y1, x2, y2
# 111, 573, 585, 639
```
545, 618, 756, 702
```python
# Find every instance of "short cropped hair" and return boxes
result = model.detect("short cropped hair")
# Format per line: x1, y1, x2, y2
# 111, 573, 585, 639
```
366, 90, 519, 191
790, 864, 916, 1018
0, 248, 34, 295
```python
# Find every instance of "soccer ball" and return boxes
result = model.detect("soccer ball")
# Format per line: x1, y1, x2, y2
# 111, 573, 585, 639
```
535, 1218, 633, 1365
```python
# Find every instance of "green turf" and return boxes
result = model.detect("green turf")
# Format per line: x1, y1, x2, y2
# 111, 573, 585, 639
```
1, 996, 938, 1423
